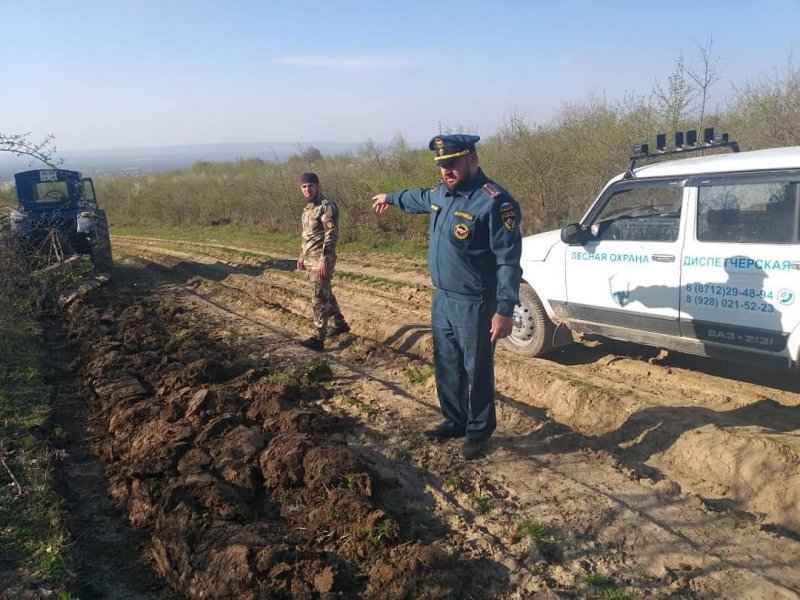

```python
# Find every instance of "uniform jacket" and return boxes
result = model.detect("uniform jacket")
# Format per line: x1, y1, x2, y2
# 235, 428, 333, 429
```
301, 195, 339, 268
387, 169, 522, 316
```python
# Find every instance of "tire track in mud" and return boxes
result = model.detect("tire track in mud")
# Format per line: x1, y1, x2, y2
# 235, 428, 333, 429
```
109, 235, 800, 598
116, 235, 800, 527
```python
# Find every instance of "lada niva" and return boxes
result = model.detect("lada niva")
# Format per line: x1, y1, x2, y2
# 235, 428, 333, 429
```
503, 130, 800, 370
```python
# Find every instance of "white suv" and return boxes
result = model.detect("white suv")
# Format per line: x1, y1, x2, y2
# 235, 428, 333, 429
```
502, 134, 800, 370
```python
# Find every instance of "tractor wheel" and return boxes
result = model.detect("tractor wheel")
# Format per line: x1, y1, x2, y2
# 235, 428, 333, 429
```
90, 210, 113, 275
501, 283, 555, 358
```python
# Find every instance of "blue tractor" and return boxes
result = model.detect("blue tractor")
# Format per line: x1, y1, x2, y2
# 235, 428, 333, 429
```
9, 169, 113, 274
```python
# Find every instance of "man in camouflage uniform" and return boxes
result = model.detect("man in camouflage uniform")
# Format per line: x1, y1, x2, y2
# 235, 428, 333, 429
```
297, 172, 349, 351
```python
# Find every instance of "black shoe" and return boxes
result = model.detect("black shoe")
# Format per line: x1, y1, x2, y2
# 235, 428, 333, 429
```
299, 336, 324, 351
424, 423, 465, 441
460, 438, 489, 460
328, 322, 351, 337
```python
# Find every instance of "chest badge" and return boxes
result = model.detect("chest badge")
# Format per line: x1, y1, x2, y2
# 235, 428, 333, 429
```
453, 222, 471, 240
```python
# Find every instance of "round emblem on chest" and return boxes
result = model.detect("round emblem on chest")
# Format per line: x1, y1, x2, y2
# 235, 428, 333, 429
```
453, 222, 471, 240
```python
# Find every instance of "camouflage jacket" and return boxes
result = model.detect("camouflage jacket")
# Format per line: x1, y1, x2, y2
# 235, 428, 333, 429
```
301, 195, 339, 267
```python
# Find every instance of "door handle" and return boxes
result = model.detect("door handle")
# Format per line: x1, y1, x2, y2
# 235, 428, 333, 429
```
651, 254, 676, 263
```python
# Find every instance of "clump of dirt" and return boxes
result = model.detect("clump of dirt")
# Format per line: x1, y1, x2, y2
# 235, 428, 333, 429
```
61, 286, 482, 599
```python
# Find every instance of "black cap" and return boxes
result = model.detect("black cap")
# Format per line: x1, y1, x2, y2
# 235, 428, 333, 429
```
429, 134, 480, 166
300, 172, 319, 184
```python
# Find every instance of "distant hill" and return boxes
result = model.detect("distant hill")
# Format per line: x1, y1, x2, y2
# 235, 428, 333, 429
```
0, 141, 368, 180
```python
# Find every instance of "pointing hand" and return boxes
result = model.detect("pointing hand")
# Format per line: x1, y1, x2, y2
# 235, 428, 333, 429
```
372, 194, 390, 214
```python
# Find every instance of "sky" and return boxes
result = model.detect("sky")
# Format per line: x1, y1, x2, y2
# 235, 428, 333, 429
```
2, 0, 799, 152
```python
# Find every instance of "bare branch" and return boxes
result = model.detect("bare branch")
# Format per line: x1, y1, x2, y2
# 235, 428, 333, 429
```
0, 132, 62, 168
688, 35, 723, 132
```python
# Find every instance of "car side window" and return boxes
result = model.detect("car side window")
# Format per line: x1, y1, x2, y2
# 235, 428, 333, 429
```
592, 185, 683, 242
697, 182, 798, 244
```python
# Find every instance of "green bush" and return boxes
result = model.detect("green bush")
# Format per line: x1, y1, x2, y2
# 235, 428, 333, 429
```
94, 60, 800, 245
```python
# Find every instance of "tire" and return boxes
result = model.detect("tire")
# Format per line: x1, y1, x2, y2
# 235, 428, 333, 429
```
90, 210, 113, 275
501, 282, 555, 357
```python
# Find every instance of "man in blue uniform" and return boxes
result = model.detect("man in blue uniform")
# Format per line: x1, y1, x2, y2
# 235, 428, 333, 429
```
372, 134, 522, 459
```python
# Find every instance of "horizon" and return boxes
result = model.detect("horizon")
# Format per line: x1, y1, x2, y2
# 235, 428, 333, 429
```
54, 139, 419, 155
0, 140, 387, 180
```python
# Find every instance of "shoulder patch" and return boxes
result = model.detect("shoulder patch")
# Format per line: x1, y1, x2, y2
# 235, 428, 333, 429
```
482, 182, 502, 198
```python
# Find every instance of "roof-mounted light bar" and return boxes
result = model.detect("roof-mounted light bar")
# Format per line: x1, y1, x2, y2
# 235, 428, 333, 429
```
625, 128, 739, 178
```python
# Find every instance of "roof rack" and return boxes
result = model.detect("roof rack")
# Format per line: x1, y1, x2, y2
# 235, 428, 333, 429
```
624, 128, 739, 179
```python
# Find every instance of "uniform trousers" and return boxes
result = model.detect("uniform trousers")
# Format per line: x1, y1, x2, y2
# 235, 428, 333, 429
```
309, 270, 345, 339
431, 289, 497, 440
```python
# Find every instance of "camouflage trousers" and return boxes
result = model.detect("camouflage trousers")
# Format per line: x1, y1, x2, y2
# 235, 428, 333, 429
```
309, 271, 345, 340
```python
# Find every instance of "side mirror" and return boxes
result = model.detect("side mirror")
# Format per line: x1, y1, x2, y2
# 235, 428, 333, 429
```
560, 223, 588, 245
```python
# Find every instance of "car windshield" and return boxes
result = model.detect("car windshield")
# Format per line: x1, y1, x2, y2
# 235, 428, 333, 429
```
596, 186, 683, 221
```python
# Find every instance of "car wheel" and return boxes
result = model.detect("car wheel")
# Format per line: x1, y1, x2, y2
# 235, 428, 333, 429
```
501, 283, 555, 357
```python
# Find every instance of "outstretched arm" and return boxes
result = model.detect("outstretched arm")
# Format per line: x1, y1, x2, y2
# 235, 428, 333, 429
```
374, 188, 434, 215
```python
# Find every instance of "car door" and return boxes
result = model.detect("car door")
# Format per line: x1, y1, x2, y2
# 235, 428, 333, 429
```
564, 179, 686, 336
679, 174, 800, 358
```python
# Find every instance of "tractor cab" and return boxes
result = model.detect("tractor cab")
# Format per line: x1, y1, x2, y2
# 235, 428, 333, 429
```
13, 169, 97, 215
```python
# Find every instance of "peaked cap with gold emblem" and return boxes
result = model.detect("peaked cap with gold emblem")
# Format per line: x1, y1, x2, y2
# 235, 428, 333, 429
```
429, 134, 480, 167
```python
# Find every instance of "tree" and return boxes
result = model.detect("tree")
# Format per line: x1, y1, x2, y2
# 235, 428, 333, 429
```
687, 36, 722, 134
652, 54, 694, 133
0, 132, 60, 167
301, 146, 323, 164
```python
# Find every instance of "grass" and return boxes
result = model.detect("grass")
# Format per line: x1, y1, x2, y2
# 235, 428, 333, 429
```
442, 474, 463, 491
339, 394, 378, 419
468, 492, 489, 515
264, 372, 297, 387
515, 518, 551, 540
364, 518, 396, 544
406, 364, 432, 385
515, 518, 560, 561
586, 572, 631, 600
0, 321, 76, 595
304, 359, 333, 382
633, 569, 655, 583
341, 473, 359, 492
367, 428, 389, 440
0, 232, 77, 596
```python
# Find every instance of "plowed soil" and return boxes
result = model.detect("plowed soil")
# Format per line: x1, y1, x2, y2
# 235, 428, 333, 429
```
42, 235, 800, 599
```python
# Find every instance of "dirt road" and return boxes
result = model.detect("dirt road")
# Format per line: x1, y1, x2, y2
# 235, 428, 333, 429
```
54, 234, 800, 599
